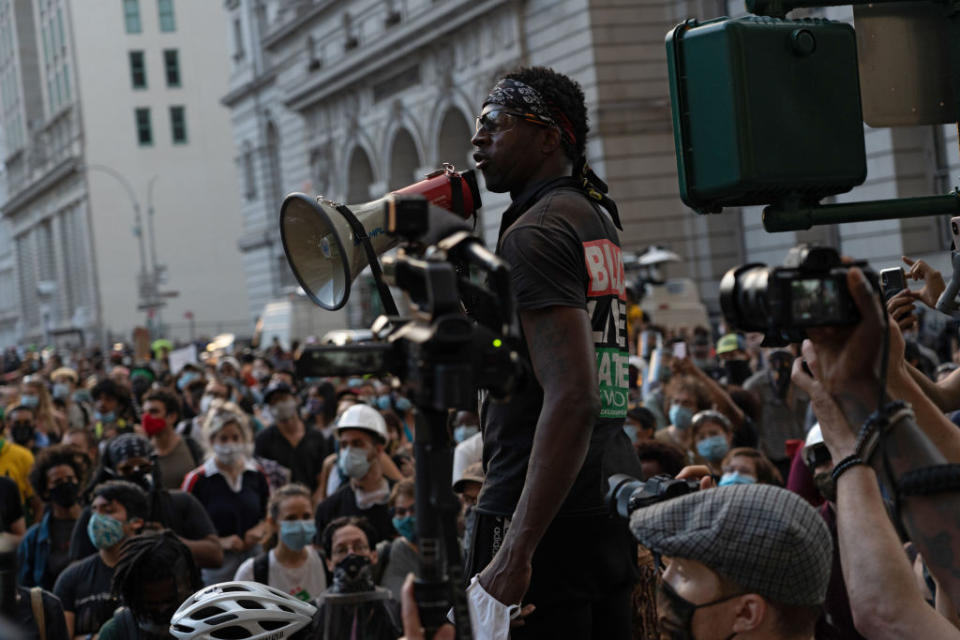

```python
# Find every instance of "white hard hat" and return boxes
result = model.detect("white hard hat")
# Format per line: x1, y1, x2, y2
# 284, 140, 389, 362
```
336, 403, 388, 444
802, 423, 826, 468
170, 581, 316, 640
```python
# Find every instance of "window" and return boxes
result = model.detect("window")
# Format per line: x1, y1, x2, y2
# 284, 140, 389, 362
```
163, 49, 180, 86
157, 0, 175, 32
232, 18, 244, 60
170, 105, 186, 144
61, 64, 70, 101
129, 50, 146, 88
135, 107, 152, 145
243, 143, 256, 199
124, 0, 141, 34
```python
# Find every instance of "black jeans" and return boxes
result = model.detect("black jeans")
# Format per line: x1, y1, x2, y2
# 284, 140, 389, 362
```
465, 510, 637, 640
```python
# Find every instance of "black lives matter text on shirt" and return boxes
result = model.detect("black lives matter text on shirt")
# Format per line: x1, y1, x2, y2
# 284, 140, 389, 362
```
478, 184, 641, 518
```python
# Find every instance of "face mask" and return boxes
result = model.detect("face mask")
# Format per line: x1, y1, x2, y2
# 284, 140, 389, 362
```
141, 414, 167, 437
813, 470, 837, 503
723, 359, 752, 386
376, 395, 392, 411
94, 410, 116, 424
623, 424, 640, 445
213, 442, 244, 466
696, 435, 729, 462
769, 356, 793, 399
395, 397, 412, 412
50, 481, 79, 508
200, 395, 215, 415
272, 398, 298, 421
453, 425, 479, 443
177, 372, 199, 391
657, 580, 740, 640
20, 394, 39, 408
347, 378, 365, 388
87, 512, 127, 549
719, 471, 756, 486
330, 553, 375, 594
11, 421, 34, 445
280, 519, 316, 551
253, 368, 271, 383
307, 398, 325, 416
392, 515, 416, 542
669, 405, 694, 430
74, 390, 92, 404
338, 446, 371, 480
52, 383, 71, 400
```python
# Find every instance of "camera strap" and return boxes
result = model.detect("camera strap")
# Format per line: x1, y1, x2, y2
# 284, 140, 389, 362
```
335, 204, 399, 316
899, 464, 960, 497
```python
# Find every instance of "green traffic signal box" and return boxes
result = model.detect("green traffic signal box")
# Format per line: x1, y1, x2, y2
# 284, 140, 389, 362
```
666, 16, 867, 214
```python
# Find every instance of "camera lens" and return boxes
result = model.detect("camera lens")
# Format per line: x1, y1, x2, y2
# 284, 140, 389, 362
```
719, 265, 772, 333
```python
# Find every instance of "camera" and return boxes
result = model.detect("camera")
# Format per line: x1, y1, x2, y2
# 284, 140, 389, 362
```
719, 245, 878, 346
606, 473, 700, 519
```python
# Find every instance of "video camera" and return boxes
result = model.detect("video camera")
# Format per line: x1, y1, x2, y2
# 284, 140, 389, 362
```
719, 245, 879, 346
606, 473, 700, 520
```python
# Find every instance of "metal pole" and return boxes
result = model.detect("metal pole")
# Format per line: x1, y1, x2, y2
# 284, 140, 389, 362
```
146, 175, 163, 337
85, 164, 149, 281
763, 192, 960, 232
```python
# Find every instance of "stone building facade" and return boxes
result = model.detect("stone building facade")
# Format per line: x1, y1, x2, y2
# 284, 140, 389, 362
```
223, 0, 960, 329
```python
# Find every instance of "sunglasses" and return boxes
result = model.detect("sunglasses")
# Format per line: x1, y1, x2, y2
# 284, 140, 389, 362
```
474, 107, 551, 135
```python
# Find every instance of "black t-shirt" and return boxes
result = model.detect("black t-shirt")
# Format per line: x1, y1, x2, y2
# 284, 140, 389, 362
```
44, 517, 76, 589
478, 182, 642, 517
314, 484, 394, 546
53, 553, 117, 636
13, 586, 70, 640
0, 475, 23, 531
254, 426, 330, 492
68, 490, 216, 562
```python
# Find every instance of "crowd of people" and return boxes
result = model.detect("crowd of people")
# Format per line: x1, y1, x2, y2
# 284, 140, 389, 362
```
0, 340, 486, 639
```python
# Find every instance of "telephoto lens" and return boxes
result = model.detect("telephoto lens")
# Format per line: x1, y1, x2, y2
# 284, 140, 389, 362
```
606, 473, 700, 519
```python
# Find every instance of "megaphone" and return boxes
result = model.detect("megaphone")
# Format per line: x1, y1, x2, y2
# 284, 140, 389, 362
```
280, 165, 482, 311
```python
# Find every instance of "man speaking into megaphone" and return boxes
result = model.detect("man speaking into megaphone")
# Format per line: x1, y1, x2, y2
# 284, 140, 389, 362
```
464, 67, 642, 639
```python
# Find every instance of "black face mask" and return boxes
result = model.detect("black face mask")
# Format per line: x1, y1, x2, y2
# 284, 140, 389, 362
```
330, 554, 375, 594
11, 421, 35, 446
658, 580, 740, 640
49, 481, 79, 509
123, 470, 154, 492
723, 360, 752, 386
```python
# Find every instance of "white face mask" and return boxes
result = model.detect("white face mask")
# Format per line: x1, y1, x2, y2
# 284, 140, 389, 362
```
272, 399, 298, 421
213, 442, 244, 466
200, 395, 215, 415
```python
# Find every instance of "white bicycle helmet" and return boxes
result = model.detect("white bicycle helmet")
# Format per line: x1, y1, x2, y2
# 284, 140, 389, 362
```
170, 581, 317, 640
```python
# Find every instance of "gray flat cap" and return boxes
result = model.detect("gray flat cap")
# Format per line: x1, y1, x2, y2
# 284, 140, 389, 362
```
629, 484, 831, 606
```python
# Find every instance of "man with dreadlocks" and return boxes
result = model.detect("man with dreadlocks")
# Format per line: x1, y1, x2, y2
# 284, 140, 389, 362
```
97, 531, 202, 640
465, 67, 641, 638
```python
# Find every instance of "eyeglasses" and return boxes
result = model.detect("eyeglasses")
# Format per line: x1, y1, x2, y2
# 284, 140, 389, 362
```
474, 107, 550, 135
331, 541, 370, 557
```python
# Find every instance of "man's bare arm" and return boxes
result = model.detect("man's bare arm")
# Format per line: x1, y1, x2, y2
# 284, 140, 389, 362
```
182, 533, 224, 568
904, 361, 960, 412
478, 306, 598, 605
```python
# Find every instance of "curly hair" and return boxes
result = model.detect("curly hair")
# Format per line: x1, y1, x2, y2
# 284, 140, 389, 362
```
503, 66, 588, 161
29, 444, 84, 498
112, 530, 201, 610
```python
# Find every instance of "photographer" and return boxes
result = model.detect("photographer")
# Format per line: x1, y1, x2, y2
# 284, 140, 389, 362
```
465, 66, 642, 637
792, 266, 960, 637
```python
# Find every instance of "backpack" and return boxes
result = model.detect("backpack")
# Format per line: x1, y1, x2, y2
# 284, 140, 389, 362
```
253, 552, 270, 585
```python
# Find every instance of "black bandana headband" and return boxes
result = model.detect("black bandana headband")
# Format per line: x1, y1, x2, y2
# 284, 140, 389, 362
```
107, 433, 155, 467
483, 78, 577, 146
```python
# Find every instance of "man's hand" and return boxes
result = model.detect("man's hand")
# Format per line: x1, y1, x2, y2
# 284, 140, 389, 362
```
887, 289, 919, 332
805, 268, 885, 405
790, 349, 858, 461
478, 551, 531, 610
903, 256, 946, 309
220, 535, 244, 552
676, 465, 716, 490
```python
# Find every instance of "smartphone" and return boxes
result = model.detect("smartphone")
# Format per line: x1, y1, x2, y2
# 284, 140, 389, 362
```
880, 267, 907, 302
952, 216, 960, 251
672, 341, 687, 360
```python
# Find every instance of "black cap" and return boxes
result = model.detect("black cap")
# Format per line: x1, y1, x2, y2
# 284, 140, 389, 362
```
263, 381, 294, 404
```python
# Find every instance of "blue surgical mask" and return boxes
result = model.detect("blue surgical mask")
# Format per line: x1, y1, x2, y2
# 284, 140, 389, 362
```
52, 383, 71, 400
20, 394, 38, 408
338, 446, 371, 480
94, 410, 116, 424
279, 519, 316, 551
669, 404, 694, 430
177, 371, 199, 391
87, 512, 127, 549
392, 515, 416, 542
696, 435, 730, 462
623, 424, 640, 445
376, 394, 392, 411
719, 471, 756, 486
453, 425, 479, 443
394, 397, 412, 412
